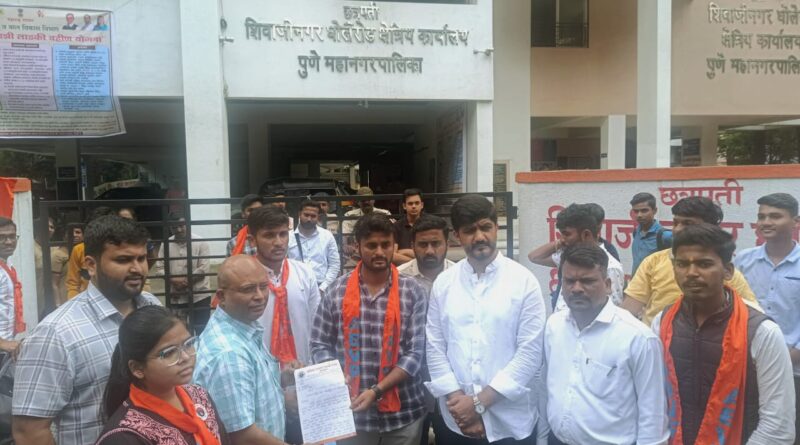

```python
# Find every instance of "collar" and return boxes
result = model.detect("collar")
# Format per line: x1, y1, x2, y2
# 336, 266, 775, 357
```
567, 297, 615, 330
357, 267, 395, 301
86, 282, 148, 321
678, 286, 734, 328
406, 258, 453, 278
756, 241, 800, 265
637, 220, 662, 235
293, 226, 318, 238
215, 306, 264, 343
262, 259, 288, 282
463, 251, 503, 276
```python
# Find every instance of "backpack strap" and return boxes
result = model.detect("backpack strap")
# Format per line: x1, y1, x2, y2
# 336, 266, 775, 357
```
294, 232, 304, 262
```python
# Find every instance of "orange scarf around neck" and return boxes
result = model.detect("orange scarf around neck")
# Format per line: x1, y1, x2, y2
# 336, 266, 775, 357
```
268, 259, 297, 365
231, 226, 250, 256
129, 384, 220, 445
342, 262, 401, 413
659, 286, 748, 445
0, 260, 25, 335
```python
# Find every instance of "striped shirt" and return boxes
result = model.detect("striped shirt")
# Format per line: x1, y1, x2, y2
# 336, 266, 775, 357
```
311, 270, 428, 433
194, 308, 285, 438
12, 283, 160, 445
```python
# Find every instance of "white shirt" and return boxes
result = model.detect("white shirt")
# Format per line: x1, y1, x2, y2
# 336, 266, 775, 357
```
152, 234, 211, 304
553, 244, 625, 311
544, 299, 669, 445
0, 260, 15, 340
652, 311, 796, 445
287, 226, 341, 293
426, 253, 547, 442
397, 258, 456, 294
258, 259, 321, 365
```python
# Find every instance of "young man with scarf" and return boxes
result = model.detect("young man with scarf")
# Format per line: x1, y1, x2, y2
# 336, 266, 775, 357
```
651, 223, 795, 444
0, 217, 24, 355
426, 195, 546, 445
226, 194, 264, 257
311, 213, 428, 445
249, 206, 321, 444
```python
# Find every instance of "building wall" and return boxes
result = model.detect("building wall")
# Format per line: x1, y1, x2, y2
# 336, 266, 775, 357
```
531, 0, 638, 117
10, 0, 184, 97
531, 0, 800, 117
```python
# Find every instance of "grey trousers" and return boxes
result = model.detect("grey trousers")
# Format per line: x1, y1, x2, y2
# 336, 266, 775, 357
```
340, 416, 426, 445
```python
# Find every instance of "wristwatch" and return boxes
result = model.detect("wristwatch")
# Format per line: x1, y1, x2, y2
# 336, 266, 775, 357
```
370, 384, 384, 400
472, 395, 486, 414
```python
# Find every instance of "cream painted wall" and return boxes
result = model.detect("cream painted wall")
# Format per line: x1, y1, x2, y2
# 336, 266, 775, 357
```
532, 0, 800, 117
531, 0, 638, 117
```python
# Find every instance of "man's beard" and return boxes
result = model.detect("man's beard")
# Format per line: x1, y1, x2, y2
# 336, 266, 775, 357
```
95, 268, 144, 302
300, 220, 317, 230
420, 255, 443, 270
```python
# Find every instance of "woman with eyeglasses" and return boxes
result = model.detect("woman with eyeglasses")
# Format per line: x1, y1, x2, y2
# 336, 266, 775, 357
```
96, 306, 229, 444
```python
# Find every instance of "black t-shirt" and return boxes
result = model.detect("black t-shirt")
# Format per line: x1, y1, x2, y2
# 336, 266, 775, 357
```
394, 218, 414, 249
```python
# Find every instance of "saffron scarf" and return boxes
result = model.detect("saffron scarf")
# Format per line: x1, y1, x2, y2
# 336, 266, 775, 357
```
129, 384, 220, 445
0, 260, 25, 335
659, 286, 748, 445
342, 262, 401, 413
268, 259, 297, 365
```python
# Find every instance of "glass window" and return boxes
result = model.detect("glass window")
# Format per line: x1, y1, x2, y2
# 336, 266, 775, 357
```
532, 0, 589, 48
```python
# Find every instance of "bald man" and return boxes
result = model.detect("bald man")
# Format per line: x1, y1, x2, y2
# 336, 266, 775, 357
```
194, 256, 289, 445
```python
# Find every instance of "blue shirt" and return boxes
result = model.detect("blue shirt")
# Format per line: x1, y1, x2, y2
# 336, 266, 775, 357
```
631, 220, 672, 275
735, 242, 800, 376
193, 308, 285, 437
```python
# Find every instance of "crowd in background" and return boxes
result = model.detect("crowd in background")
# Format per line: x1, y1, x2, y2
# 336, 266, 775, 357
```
0, 187, 797, 445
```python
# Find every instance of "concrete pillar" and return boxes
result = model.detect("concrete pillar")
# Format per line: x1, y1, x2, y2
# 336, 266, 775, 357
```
601, 115, 627, 169
466, 101, 494, 193
492, 0, 531, 200
179, 0, 230, 250
700, 123, 719, 166
247, 122, 269, 194
636, 0, 671, 167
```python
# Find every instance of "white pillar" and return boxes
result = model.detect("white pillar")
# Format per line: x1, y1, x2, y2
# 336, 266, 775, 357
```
700, 124, 719, 166
9, 187, 38, 331
636, 0, 671, 167
180, 0, 230, 252
466, 101, 494, 192
492, 0, 531, 200
601, 114, 627, 169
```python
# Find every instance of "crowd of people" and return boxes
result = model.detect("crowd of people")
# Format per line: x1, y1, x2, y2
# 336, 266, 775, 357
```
0, 187, 797, 445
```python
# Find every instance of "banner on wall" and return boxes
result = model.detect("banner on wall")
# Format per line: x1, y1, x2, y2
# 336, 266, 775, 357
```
0, 5, 124, 138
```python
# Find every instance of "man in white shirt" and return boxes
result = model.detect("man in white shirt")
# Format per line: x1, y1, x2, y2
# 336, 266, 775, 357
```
397, 214, 455, 294
426, 195, 546, 444
528, 203, 624, 311
248, 205, 321, 444
288, 200, 341, 296
0, 217, 22, 355
152, 214, 212, 333
543, 245, 668, 445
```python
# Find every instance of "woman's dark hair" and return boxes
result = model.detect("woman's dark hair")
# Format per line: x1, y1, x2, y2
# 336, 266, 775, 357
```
671, 197, 723, 225
671, 223, 736, 264
354, 213, 395, 242
103, 306, 182, 419
450, 194, 497, 231
84, 215, 150, 259
247, 205, 290, 235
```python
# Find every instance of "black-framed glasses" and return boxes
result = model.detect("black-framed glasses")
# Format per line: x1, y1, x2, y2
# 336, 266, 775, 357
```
153, 336, 198, 367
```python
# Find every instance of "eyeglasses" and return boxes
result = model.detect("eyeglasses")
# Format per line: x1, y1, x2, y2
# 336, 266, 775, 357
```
0, 235, 19, 243
153, 336, 198, 367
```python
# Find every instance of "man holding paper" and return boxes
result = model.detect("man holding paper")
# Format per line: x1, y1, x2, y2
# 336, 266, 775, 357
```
311, 213, 428, 445
425, 195, 547, 444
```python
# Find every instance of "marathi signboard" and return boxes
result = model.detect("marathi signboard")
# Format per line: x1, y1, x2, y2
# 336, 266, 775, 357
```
0, 5, 124, 138
516, 166, 800, 295
223, 0, 493, 100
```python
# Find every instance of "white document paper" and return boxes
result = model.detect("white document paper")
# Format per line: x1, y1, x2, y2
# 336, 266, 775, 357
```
295, 360, 357, 445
